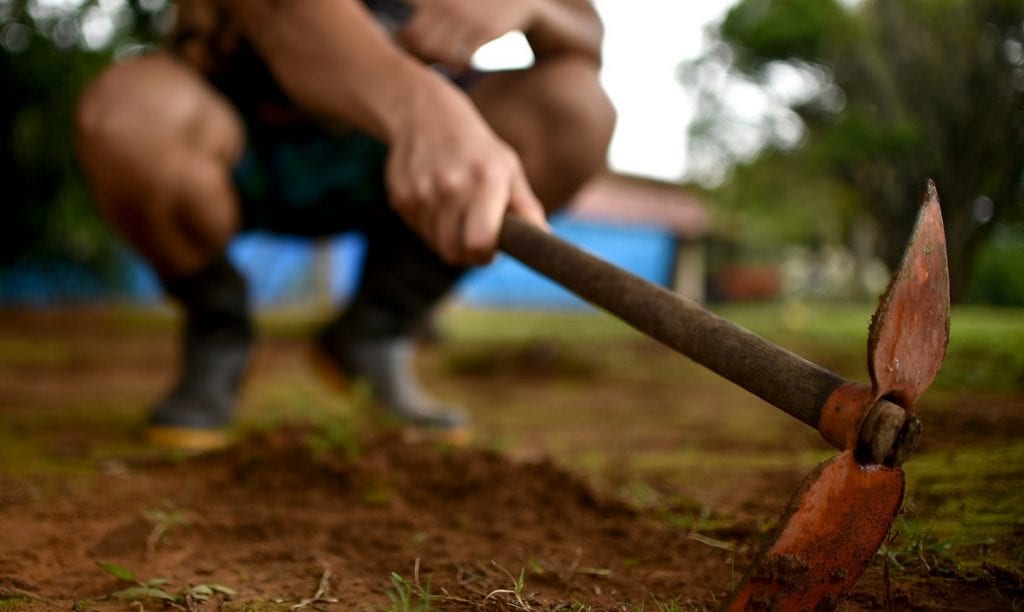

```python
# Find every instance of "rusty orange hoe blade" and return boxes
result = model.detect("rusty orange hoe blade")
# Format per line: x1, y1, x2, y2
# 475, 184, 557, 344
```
498, 182, 950, 610
868, 181, 951, 409
726, 450, 905, 610
726, 182, 950, 610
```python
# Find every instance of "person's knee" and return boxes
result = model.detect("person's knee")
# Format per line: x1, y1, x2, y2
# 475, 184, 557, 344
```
75, 56, 243, 272
566, 85, 615, 179
76, 57, 184, 189
75, 60, 166, 229
77, 56, 239, 164
75, 61, 138, 163
547, 58, 616, 139
533, 58, 616, 179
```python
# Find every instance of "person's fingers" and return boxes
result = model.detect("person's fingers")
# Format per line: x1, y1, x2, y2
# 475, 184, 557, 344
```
401, 9, 450, 59
508, 169, 549, 231
385, 169, 422, 238
462, 168, 509, 264
403, 170, 436, 235
401, 9, 474, 70
434, 189, 468, 265
401, 3, 488, 72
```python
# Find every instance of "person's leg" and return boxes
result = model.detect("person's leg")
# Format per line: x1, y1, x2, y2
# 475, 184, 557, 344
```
317, 56, 614, 432
314, 208, 469, 432
76, 54, 251, 450
469, 56, 617, 212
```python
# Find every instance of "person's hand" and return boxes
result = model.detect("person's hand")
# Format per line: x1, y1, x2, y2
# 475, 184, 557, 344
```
400, 0, 539, 72
384, 81, 547, 266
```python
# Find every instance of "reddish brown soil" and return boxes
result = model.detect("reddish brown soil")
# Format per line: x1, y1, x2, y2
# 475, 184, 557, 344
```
2, 429, 737, 609
0, 308, 1021, 610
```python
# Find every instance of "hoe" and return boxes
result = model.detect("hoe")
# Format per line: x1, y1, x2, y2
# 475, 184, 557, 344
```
498, 181, 950, 609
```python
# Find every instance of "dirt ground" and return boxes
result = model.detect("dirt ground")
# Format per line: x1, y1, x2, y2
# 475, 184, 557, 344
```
0, 307, 1022, 610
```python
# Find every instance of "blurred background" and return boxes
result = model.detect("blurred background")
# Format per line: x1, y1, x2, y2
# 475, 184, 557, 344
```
3, 0, 1021, 309
2, 5, 1023, 601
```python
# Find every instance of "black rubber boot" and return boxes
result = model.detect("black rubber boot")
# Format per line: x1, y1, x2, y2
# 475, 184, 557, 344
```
146, 254, 253, 451
303, 211, 472, 441
314, 317, 469, 437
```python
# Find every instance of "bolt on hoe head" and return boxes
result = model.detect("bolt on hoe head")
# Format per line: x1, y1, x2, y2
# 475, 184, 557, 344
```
727, 182, 950, 610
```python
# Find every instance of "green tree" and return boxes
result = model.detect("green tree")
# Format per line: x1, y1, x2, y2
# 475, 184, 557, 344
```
1, 0, 166, 272
685, 0, 1024, 301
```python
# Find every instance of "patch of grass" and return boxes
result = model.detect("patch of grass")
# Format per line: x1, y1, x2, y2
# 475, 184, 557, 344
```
290, 563, 337, 610
253, 308, 325, 340
903, 442, 1024, 550
95, 561, 175, 603
361, 481, 394, 506
304, 419, 361, 461
440, 304, 1024, 393
241, 374, 361, 431
525, 558, 545, 576
143, 502, 192, 556
443, 339, 601, 381
0, 338, 72, 367
719, 303, 1024, 393
880, 517, 965, 573
3, 303, 1020, 609
937, 308, 1024, 392
440, 305, 1024, 576
486, 563, 531, 610
635, 490, 738, 543
441, 307, 640, 343
629, 596, 704, 611
879, 443, 1024, 577
95, 560, 236, 606
0, 402, 179, 476
387, 570, 435, 612
221, 604, 291, 612
622, 448, 832, 475
182, 583, 238, 604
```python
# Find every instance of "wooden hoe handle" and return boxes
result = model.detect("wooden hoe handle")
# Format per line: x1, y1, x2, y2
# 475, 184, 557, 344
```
498, 213, 915, 464
498, 186, 949, 610
499, 214, 841, 426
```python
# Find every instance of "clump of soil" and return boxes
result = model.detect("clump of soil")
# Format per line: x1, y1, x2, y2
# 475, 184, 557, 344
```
0, 428, 1020, 610
0, 428, 740, 609
4, 429, 1019, 609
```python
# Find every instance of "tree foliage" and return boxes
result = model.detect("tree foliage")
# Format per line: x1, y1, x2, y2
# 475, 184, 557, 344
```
686, 0, 1024, 301
0, 0, 166, 271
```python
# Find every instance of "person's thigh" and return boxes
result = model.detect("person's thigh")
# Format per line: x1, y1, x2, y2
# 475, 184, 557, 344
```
76, 53, 246, 276
467, 57, 615, 210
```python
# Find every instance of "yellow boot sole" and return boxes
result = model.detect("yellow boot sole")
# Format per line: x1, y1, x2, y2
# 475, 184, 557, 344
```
144, 425, 233, 453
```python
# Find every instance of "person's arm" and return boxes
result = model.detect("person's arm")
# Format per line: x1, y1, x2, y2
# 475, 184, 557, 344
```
224, 0, 547, 265
400, 0, 603, 73
525, 0, 603, 64
225, 0, 439, 141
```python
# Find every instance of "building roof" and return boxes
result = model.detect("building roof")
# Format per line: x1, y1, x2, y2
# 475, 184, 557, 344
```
568, 172, 710, 239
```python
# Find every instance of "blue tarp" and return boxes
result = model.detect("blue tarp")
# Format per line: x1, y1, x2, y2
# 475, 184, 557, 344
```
0, 215, 676, 308
460, 218, 675, 308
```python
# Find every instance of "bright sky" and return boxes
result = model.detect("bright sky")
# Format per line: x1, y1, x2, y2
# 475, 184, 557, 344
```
594, 1, 738, 182
475, 1, 740, 183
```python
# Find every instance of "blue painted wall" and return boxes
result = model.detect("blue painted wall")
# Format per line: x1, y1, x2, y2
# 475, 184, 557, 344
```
459, 217, 675, 308
0, 215, 676, 308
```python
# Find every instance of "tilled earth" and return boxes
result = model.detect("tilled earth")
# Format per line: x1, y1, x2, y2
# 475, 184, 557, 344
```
0, 308, 1021, 610
2, 429, 742, 609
